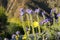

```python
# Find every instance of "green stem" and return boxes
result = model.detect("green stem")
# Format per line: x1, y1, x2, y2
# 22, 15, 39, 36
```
36, 14, 41, 34
30, 14, 36, 40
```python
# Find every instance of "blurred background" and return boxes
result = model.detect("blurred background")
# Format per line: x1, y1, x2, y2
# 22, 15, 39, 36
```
0, 0, 60, 40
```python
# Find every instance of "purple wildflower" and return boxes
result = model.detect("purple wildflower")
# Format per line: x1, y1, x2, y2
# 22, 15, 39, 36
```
35, 8, 40, 13
50, 9, 53, 14
19, 8, 25, 16
12, 34, 16, 39
40, 19, 49, 25
26, 9, 32, 14
16, 31, 20, 35
43, 19, 49, 23
57, 13, 60, 17
42, 11, 45, 16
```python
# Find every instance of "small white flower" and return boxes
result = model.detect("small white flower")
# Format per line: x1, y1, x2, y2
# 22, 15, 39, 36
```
4, 38, 9, 40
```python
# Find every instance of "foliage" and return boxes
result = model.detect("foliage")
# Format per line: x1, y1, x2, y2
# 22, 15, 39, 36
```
0, 6, 8, 33
0, 32, 5, 40
0, 0, 60, 40
7, 23, 24, 35
7, 17, 21, 26
0, 6, 5, 16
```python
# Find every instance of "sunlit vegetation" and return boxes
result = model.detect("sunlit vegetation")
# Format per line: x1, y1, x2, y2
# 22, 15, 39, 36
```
0, 0, 60, 40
